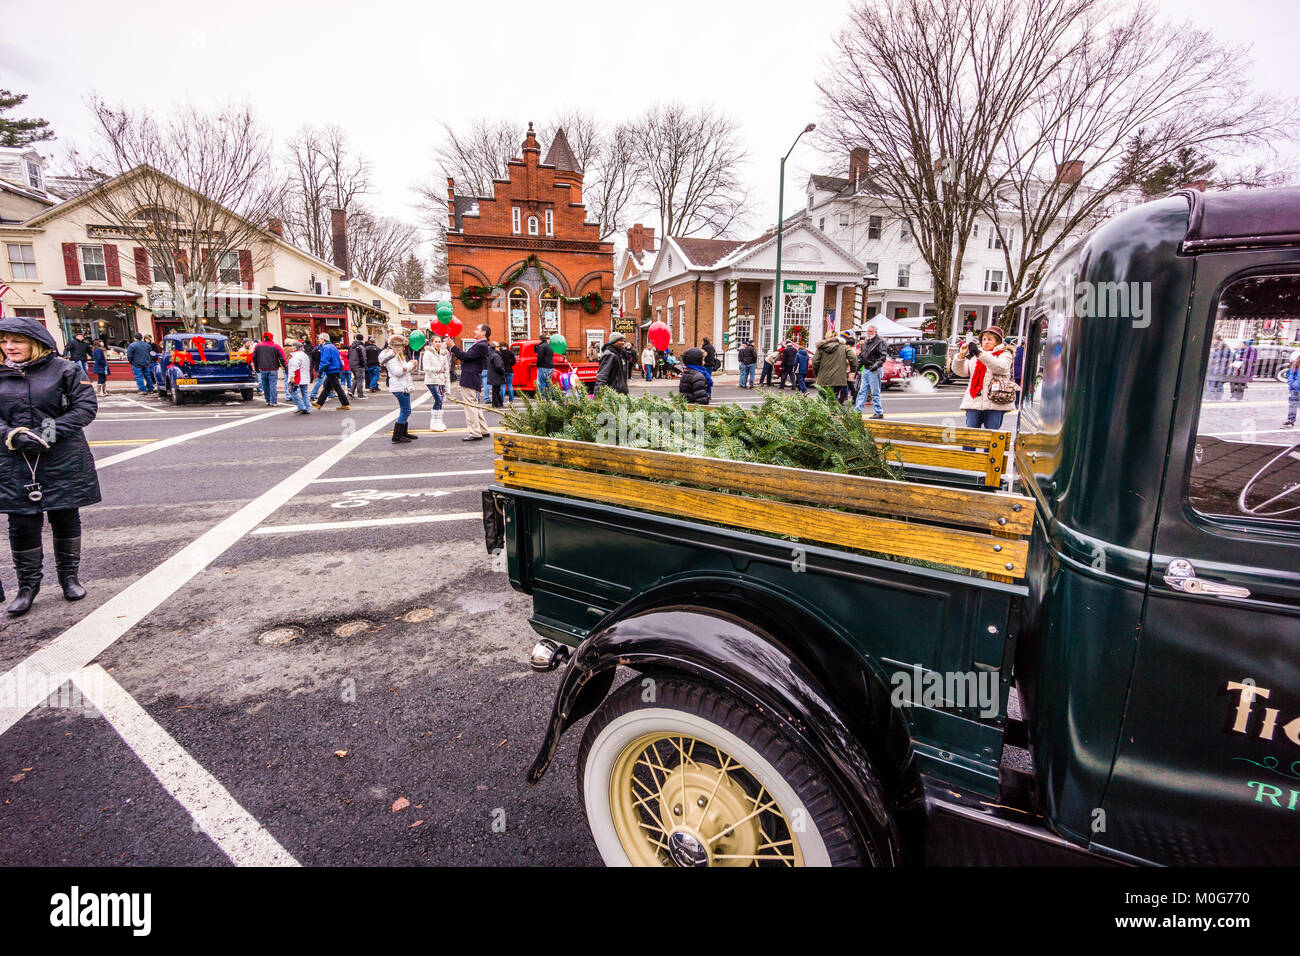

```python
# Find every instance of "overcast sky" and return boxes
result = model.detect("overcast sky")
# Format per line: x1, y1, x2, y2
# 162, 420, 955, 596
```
3, 0, 1296, 252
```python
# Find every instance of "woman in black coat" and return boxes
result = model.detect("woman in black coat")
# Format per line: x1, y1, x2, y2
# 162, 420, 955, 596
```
678, 347, 712, 405
0, 317, 101, 616
485, 342, 508, 407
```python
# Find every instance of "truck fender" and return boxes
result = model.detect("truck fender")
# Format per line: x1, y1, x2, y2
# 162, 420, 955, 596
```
526, 607, 908, 863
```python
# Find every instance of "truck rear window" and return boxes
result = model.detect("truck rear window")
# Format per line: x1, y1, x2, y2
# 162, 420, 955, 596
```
1188, 273, 1300, 525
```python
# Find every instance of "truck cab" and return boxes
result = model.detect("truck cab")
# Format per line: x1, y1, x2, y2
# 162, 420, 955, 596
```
1013, 187, 1300, 865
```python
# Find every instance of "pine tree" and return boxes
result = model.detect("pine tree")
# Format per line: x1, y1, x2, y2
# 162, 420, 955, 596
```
0, 89, 54, 147
392, 252, 426, 300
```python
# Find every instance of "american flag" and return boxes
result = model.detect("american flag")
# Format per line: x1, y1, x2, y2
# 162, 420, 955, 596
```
0, 280, 10, 298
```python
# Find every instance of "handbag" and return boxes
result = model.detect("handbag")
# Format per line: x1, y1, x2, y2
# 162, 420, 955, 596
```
988, 376, 1019, 405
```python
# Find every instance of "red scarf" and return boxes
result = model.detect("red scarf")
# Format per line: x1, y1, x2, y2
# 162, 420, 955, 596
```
969, 347, 1006, 399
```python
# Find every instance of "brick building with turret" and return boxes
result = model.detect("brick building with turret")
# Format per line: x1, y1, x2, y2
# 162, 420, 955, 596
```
445, 124, 614, 361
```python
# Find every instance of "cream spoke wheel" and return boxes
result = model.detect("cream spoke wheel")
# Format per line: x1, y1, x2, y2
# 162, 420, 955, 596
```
579, 676, 880, 867
607, 730, 804, 867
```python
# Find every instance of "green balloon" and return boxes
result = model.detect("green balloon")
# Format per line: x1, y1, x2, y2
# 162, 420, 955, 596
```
409, 331, 426, 351
549, 334, 567, 356
436, 300, 454, 320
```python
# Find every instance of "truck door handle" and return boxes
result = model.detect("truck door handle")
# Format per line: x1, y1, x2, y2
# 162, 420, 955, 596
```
1163, 559, 1251, 598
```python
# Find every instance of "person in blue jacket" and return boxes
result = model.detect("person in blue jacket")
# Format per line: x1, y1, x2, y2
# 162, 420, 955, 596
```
311, 333, 351, 410
91, 339, 110, 395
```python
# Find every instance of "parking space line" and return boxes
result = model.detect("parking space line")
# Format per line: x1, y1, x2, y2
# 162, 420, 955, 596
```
72, 665, 299, 867
94, 406, 294, 468
311, 469, 492, 484
252, 512, 481, 534
0, 393, 425, 738
89, 439, 158, 447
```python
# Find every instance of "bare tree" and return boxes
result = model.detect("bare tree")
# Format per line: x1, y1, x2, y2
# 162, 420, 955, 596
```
538, 110, 639, 239
346, 206, 420, 289
817, 0, 1097, 339
434, 118, 519, 197
280, 124, 371, 261
632, 102, 750, 238
986, 1, 1298, 320
539, 110, 603, 172
411, 178, 450, 287
75, 99, 285, 333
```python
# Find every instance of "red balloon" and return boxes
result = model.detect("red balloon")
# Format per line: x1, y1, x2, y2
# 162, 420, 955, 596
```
648, 321, 670, 351
444, 317, 463, 338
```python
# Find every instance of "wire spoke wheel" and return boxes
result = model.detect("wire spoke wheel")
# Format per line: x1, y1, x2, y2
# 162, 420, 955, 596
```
579, 676, 878, 867
609, 731, 803, 867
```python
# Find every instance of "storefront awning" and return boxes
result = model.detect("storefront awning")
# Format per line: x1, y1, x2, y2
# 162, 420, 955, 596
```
43, 288, 141, 308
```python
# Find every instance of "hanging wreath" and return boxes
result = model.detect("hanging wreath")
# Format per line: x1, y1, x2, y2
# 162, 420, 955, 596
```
580, 291, 604, 315
786, 324, 807, 345
460, 286, 489, 309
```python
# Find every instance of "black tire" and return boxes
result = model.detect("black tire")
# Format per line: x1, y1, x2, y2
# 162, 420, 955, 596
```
167, 383, 181, 405
577, 675, 869, 867
241, 389, 254, 401
920, 366, 942, 386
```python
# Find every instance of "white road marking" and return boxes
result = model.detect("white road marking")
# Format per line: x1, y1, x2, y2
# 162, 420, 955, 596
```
71, 665, 299, 867
311, 469, 493, 484
94, 406, 294, 468
0, 393, 428, 737
252, 511, 480, 534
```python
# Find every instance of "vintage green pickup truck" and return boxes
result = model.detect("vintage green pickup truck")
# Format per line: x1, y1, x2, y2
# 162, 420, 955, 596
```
484, 187, 1300, 866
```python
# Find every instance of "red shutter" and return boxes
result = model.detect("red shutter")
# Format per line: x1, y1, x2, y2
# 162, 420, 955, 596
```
62, 243, 81, 285
199, 247, 212, 283
238, 249, 253, 289
134, 247, 150, 284
104, 244, 121, 286
174, 249, 189, 281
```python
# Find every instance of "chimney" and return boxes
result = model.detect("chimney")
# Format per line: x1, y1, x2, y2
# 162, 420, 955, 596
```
644, 227, 655, 252
267, 217, 284, 238
330, 207, 350, 279
849, 148, 869, 189
1057, 160, 1084, 186
628, 224, 645, 256
1181, 180, 1209, 192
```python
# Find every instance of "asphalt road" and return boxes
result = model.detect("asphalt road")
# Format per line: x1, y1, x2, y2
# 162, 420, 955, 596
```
0, 375, 984, 867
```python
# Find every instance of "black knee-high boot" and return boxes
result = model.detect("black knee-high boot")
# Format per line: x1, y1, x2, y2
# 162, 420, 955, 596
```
53, 538, 86, 600
7, 547, 43, 616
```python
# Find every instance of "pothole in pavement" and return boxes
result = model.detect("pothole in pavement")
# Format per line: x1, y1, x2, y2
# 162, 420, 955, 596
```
258, 625, 306, 646
402, 607, 436, 623
332, 619, 374, 639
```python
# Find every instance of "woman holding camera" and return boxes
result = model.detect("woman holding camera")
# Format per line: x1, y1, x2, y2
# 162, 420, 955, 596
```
953, 325, 1017, 430
0, 317, 101, 616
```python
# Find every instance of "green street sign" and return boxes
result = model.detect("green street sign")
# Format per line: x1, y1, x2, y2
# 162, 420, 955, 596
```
783, 279, 816, 295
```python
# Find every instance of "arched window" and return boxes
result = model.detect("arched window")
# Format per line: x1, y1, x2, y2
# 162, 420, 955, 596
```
539, 289, 559, 337
508, 288, 529, 342
527, 216, 539, 236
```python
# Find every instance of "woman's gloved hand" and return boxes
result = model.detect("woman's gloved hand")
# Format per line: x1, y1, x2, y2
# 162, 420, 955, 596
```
5, 427, 51, 452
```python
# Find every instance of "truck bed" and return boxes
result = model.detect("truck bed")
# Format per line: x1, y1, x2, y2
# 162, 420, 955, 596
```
488, 427, 1034, 797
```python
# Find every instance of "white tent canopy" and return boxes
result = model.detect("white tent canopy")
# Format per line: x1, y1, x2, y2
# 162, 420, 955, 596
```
849, 315, 922, 338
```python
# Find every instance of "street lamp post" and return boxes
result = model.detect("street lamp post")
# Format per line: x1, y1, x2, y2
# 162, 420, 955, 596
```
773, 123, 816, 354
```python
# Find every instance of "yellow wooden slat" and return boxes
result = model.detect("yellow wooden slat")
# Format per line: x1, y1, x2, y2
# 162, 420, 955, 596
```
495, 459, 1027, 578
495, 432, 1032, 534
888, 444, 994, 472
861, 419, 1004, 448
